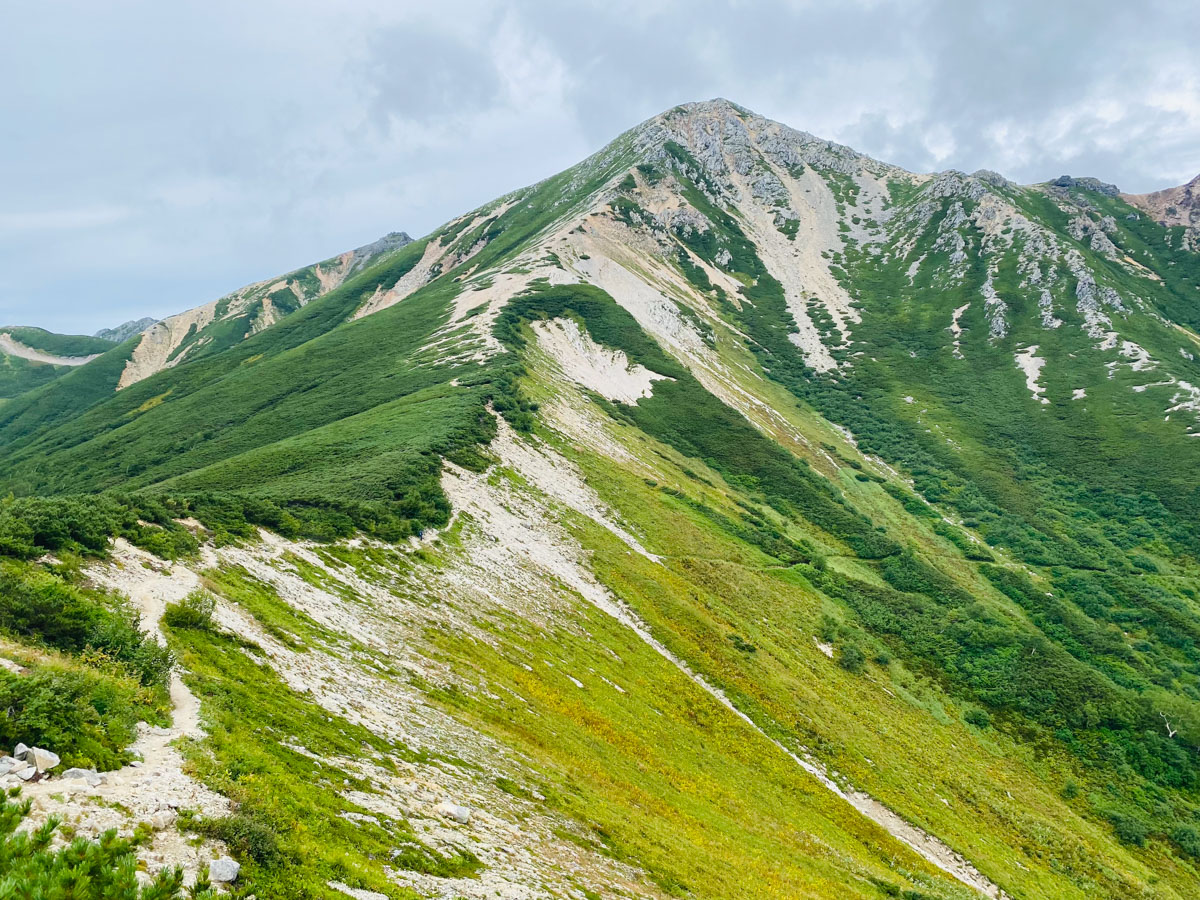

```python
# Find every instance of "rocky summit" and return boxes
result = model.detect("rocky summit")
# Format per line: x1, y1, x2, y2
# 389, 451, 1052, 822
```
4, 99, 1200, 899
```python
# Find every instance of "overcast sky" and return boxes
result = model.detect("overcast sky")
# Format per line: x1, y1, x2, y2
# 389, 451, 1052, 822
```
4, 0, 1199, 333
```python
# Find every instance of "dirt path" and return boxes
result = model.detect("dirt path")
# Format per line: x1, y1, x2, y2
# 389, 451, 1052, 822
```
18, 541, 227, 882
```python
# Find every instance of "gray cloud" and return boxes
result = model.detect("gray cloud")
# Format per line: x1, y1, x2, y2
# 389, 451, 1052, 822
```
3, 0, 1197, 332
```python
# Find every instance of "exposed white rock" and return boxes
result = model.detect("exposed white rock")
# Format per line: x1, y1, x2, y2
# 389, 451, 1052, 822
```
949, 303, 970, 359
0, 333, 101, 367
26, 746, 60, 773
982, 274, 1008, 340
353, 240, 445, 321
532, 317, 670, 405
61, 767, 106, 786
434, 799, 472, 824
118, 302, 218, 388
1014, 346, 1049, 404
18, 540, 233, 883
328, 882, 388, 900
119, 234, 409, 388
209, 856, 240, 883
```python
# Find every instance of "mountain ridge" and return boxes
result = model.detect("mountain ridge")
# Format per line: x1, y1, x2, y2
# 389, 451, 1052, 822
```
5, 98, 1200, 899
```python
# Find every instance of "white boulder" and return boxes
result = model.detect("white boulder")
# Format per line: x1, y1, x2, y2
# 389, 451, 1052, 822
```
13, 744, 60, 772
434, 799, 472, 824
209, 856, 240, 883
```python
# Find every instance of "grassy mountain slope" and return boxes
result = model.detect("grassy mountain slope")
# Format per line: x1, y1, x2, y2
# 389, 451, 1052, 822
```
0, 325, 119, 399
5, 100, 1200, 898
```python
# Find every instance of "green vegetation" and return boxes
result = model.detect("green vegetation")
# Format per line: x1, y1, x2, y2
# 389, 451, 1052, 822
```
0, 279, 505, 542
0, 560, 172, 689
0, 528, 176, 768
0, 353, 74, 399
0, 794, 219, 899
3, 102, 1200, 897
0, 494, 198, 560
0, 495, 182, 769
479, 415, 1197, 897
0, 554, 171, 768
420, 571, 967, 899
497, 283, 898, 559
165, 595, 478, 898
0, 663, 158, 772
2, 326, 115, 357
0, 327, 134, 400
677, 160, 1200, 857
162, 590, 215, 631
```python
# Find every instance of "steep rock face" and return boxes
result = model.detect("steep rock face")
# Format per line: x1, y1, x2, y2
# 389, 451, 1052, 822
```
1123, 173, 1200, 248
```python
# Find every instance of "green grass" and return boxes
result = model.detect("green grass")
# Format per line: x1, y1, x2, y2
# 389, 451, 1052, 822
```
419, 585, 969, 900
3, 103, 1200, 898
2, 326, 115, 357
496, 283, 899, 559
478, 403, 1195, 897
166, 613, 479, 899
0, 353, 73, 399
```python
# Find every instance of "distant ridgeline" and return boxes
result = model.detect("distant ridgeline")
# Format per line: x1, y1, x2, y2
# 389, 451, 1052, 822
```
4, 100, 1200, 898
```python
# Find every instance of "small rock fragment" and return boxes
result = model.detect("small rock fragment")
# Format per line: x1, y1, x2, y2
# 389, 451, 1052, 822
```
434, 799, 472, 824
60, 767, 104, 786
209, 856, 240, 883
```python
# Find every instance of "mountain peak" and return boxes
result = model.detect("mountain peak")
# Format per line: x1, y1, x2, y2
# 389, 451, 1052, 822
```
1049, 174, 1121, 196
625, 97, 898, 192
7, 96, 1200, 900
94, 316, 158, 343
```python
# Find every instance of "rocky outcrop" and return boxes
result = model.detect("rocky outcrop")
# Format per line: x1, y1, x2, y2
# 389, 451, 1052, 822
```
434, 799, 472, 825
0, 743, 61, 785
1050, 175, 1121, 197
1123, 174, 1200, 248
94, 317, 159, 343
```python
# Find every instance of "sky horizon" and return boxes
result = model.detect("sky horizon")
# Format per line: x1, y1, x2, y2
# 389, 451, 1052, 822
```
5, 1, 1199, 334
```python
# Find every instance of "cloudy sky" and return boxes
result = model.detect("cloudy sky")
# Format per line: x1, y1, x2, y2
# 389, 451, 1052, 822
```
5, 0, 1199, 333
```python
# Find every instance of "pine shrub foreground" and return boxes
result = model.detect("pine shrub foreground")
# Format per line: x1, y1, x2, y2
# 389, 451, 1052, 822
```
0, 793, 221, 899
